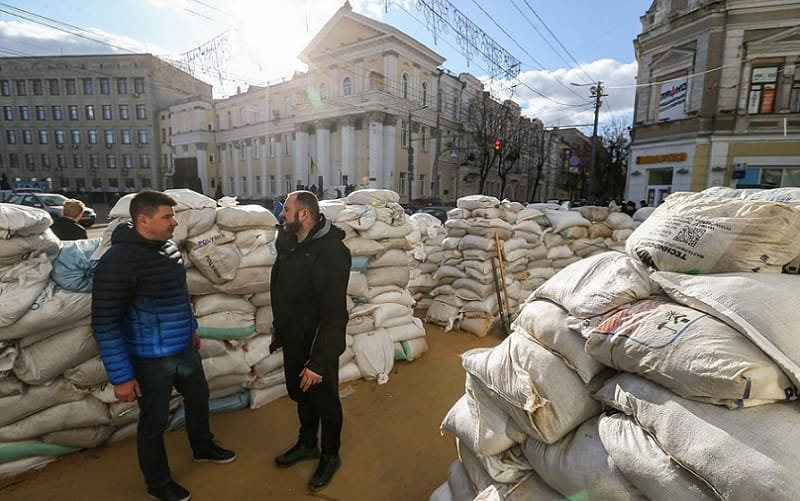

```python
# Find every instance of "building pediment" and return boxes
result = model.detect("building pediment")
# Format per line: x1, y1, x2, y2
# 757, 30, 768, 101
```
747, 27, 800, 57
651, 47, 695, 78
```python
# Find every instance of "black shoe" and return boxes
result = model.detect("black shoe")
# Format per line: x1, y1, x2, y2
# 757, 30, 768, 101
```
193, 441, 237, 464
147, 481, 191, 501
274, 442, 320, 468
308, 453, 341, 492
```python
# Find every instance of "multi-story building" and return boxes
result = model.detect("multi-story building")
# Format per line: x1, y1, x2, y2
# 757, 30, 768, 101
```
167, 2, 538, 203
0, 53, 210, 199
628, 0, 800, 205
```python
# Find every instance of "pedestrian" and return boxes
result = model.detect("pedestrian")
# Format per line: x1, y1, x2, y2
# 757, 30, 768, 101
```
272, 196, 284, 220
50, 199, 88, 240
622, 200, 637, 217
639, 199, 649, 208
270, 190, 351, 492
91, 190, 236, 501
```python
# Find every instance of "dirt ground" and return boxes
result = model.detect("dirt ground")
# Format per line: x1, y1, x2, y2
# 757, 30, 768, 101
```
0, 324, 500, 501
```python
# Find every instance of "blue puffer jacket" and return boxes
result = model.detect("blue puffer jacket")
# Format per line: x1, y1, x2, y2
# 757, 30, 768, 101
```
91, 222, 197, 384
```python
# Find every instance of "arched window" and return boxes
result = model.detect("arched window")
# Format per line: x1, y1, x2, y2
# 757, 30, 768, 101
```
319, 83, 327, 100
421, 81, 428, 106
342, 76, 353, 96
401, 73, 409, 99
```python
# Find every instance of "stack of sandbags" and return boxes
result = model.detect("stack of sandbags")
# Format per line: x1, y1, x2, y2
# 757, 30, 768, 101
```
435, 189, 800, 499
407, 212, 447, 309
332, 189, 425, 383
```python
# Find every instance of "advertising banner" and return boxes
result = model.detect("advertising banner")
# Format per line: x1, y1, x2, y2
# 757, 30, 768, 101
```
658, 78, 688, 121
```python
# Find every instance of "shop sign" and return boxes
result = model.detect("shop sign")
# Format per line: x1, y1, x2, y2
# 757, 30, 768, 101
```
635, 152, 688, 165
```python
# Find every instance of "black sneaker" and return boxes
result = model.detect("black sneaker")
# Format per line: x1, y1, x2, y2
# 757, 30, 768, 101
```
193, 441, 237, 464
274, 442, 320, 468
308, 453, 341, 492
147, 481, 191, 501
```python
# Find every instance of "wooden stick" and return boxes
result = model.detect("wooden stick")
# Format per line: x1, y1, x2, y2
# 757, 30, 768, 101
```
494, 233, 511, 323
490, 257, 507, 335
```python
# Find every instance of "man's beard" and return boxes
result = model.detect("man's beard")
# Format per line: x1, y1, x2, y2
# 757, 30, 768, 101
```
284, 216, 302, 235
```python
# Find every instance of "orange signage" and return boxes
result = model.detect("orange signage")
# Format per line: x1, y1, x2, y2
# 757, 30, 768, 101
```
636, 152, 688, 165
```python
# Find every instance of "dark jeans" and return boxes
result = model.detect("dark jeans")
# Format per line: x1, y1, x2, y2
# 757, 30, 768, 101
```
283, 353, 342, 455
133, 346, 214, 489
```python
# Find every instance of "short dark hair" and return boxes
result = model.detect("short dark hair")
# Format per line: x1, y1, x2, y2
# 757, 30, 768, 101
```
130, 190, 177, 222
291, 190, 320, 220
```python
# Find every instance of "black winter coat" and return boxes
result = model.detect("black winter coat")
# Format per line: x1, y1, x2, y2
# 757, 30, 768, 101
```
51, 216, 87, 241
270, 216, 350, 375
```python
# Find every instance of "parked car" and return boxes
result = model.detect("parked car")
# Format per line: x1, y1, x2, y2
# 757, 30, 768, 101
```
5, 193, 97, 228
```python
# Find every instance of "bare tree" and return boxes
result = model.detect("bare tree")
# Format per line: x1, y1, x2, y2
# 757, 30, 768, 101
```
525, 120, 547, 202
600, 119, 631, 202
464, 91, 503, 194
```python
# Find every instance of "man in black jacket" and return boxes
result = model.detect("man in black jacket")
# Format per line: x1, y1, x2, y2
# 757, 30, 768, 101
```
271, 190, 351, 492
50, 199, 87, 240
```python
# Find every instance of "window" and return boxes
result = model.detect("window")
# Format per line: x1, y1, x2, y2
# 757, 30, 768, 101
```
41, 153, 51, 169
269, 136, 275, 157
32, 79, 43, 96
137, 129, 149, 145
140, 153, 150, 169
319, 83, 327, 100
48, 79, 59, 96
52, 105, 63, 121
55, 129, 65, 145
38, 130, 49, 144
285, 174, 292, 193
401, 120, 408, 147
16, 80, 26, 96
88, 129, 98, 144
240, 144, 246, 161
123, 153, 133, 169
0, 80, 9, 96
85, 105, 95, 120
136, 104, 146, 120
25, 153, 35, 169
401, 73, 409, 99
35, 106, 46, 120
452, 96, 459, 119
19, 106, 30, 121
73, 153, 83, 168
736, 166, 800, 188
68, 105, 79, 120
256, 176, 262, 194
269, 175, 276, 194
125, 178, 136, 190
791, 65, 800, 113
22, 129, 33, 144
284, 134, 291, 156
399, 172, 407, 195
142, 177, 152, 188
90, 153, 100, 169
421, 126, 427, 151
102, 105, 112, 120
421, 81, 428, 106
100, 78, 110, 95
3, 106, 13, 121
9, 153, 19, 168
117, 78, 128, 94
57, 153, 67, 169
105, 130, 115, 145
83, 78, 94, 95
748, 66, 778, 114
6, 130, 16, 144
106, 154, 116, 168
108, 178, 119, 191
65, 78, 76, 95
133, 78, 145, 94
343, 76, 352, 96
71, 129, 81, 144
121, 129, 132, 144
419, 174, 426, 197
118, 104, 129, 120
253, 141, 260, 159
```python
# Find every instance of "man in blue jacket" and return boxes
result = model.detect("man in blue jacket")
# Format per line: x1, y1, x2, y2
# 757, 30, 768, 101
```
92, 190, 235, 501
271, 190, 351, 492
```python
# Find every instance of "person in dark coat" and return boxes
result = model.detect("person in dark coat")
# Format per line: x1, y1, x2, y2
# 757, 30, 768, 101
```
270, 190, 351, 492
91, 191, 236, 501
50, 199, 88, 240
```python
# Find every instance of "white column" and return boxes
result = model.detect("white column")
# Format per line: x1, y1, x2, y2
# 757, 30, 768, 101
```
275, 136, 283, 195
260, 140, 268, 197
221, 145, 231, 194
246, 141, 254, 197
316, 123, 331, 188
341, 118, 354, 187
233, 145, 242, 195
294, 127, 309, 189
368, 114, 383, 188
382, 116, 396, 191
196, 143, 209, 195
410, 123, 418, 200
354, 59, 363, 93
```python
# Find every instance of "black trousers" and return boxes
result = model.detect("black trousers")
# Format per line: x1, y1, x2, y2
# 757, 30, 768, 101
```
133, 346, 214, 488
283, 351, 342, 455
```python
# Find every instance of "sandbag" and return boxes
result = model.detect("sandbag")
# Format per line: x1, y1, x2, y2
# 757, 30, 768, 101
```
216, 204, 278, 230
212, 266, 270, 295
41, 426, 114, 449
345, 189, 400, 206
0, 204, 52, 238
0, 229, 60, 266
196, 311, 256, 340
0, 397, 110, 441
249, 384, 288, 410
0, 254, 53, 329
185, 226, 240, 284
0, 379, 87, 428
13, 326, 98, 385
351, 329, 394, 384
0, 283, 91, 341
172, 207, 217, 245
51, 238, 101, 292
193, 293, 255, 317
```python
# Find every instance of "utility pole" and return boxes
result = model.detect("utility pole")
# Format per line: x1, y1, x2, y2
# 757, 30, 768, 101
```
407, 112, 414, 201
588, 81, 607, 202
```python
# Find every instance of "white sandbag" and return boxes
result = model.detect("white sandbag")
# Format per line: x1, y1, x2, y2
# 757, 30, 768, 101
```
41, 426, 114, 449
365, 266, 410, 288
462, 333, 602, 444
545, 244, 572, 260
596, 373, 800, 501
426, 300, 460, 327
202, 348, 251, 381
0, 284, 91, 341
0, 229, 60, 266
13, 326, 98, 385
249, 384, 288, 410
471, 208, 502, 219
199, 338, 229, 359
186, 268, 215, 295
351, 329, 394, 384
605, 211, 637, 230
254, 306, 273, 335
62, 356, 108, 387
164, 188, 217, 211
460, 234, 495, 252
513, 300, 605, 384
457, 195, 500, 210
193, 293, 255, 316
368, 248, 411, 268
233, 228, 277, 253
248, 291, 270, 307
0, 204, 52, 238
587, 223, 613, 239
386, 318, 425, 342
0, 456, 57, 478
612, 228, 633, 242
186, 226, 240, 284
374, 204, 407, 227
627, 192, 800, 273
553, 256, 581, 269
633, 206, 656, 222
318, 199, 347, 220
172, 207, 217, 245
396, 337, 428, 361
252, 350, 283, 376
598, 413, 718, 501
213, 266, 270, 295
0, 397, 110, 441
339, 360, 361, 383
559, 225, 589, 240
216, 204, 278, 230
371, 289, 415, 307
542, 232, 567, 248
0, 376, 24, 398
0, 379, 87, 428
242, 334, 271, 368
372, 303, 412, 328
238, 242, 276, 268
0, 253, 53, 329
574, 205, 610, 222
543, 210, 590, 233
458, 439, 532, 485
523, 416, 643, 500
358, 220, 413, 240
584, 296, 793, 407
343, 237, 384, 256
533, 251, 658, 319
651, 271, 800, 391
346, 189, 400, 206
335, 205, 377, 230
459, 315, 495, 338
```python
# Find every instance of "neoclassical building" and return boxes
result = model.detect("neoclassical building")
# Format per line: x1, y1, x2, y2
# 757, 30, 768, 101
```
628, 0, 800, 205
166, 2, 540, 203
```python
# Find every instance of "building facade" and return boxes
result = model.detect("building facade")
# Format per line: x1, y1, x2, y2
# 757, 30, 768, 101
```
628, 0, 800, 205
0, 53, 211, 199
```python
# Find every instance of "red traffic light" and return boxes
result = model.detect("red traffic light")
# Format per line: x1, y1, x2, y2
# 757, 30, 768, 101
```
494, 139, 502, 152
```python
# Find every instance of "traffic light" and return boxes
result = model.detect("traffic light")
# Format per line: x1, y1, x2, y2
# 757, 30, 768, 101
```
494, 139, 502, 152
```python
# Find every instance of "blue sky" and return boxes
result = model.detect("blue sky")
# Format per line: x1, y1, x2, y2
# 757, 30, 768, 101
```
0, 0, 654, 128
